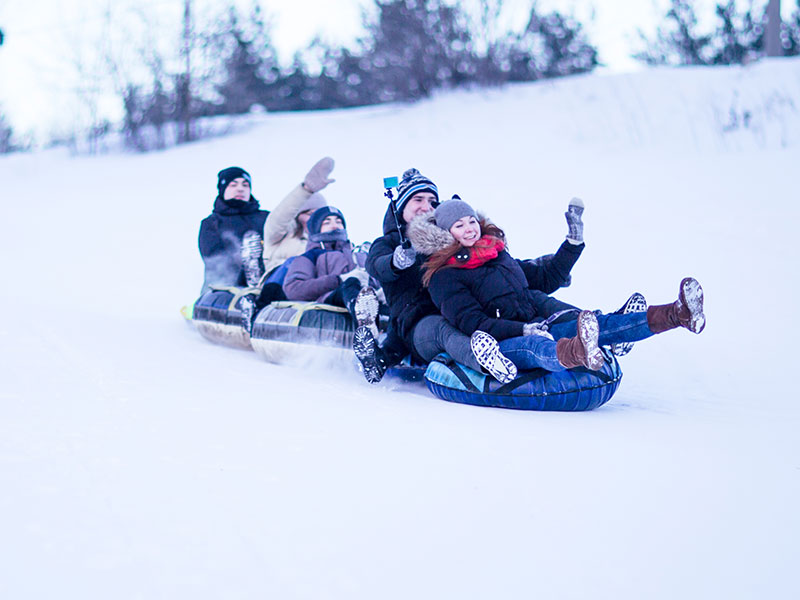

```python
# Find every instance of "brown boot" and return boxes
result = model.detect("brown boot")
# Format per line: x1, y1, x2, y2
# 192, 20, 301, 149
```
647, 277, 706, 334
556, 311, 604, 371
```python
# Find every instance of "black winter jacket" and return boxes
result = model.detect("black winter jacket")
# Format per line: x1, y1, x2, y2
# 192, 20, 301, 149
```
365, 207, 437, 347
198, 195, 269, 291
427, 241, 584, 341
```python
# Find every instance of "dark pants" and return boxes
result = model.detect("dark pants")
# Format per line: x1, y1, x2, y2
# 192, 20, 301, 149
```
324, 277, 362, 319
255, 282, 287, 310
411, 315, 482, 373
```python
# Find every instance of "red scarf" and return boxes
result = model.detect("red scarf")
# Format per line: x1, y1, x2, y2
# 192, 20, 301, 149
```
446, 235, 505, 269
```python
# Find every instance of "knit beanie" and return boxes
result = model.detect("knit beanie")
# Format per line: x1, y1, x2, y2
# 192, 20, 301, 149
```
307, 206, 348, 242
434, 197, 477, 232
217, 166, 252, 197
299, 192, 327, 214
395, 168, 439, 217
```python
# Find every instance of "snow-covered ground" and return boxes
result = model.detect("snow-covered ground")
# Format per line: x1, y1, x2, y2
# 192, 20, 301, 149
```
1, 58, 799, 599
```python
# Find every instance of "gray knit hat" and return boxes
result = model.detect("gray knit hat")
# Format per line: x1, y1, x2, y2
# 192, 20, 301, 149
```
434, 197, 477, 232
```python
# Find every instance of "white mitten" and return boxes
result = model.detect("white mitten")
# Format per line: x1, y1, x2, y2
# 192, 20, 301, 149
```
303, 157, 336, 193
392, 245, 417, 270
347, 267, 372, 288
522, 322, 554, 340
565, 197, 584, 245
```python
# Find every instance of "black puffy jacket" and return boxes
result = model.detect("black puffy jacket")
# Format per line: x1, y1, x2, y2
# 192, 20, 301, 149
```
427, 241, 583, 341
365, 207, 437, 347
198, 195, 269, 291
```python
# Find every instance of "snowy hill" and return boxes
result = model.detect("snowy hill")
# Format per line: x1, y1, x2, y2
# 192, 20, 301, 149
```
1, 58, 799, 599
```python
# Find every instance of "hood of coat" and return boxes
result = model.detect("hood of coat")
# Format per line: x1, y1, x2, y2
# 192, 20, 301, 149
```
406, 212, 456, 256
381, 204, 402, 236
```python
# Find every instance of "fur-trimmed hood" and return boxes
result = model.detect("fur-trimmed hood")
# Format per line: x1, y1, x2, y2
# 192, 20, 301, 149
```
405, 212, 454, 256
406, 211, 491, 256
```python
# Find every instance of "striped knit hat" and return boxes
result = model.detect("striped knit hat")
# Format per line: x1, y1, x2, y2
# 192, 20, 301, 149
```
395, 168, 439, 218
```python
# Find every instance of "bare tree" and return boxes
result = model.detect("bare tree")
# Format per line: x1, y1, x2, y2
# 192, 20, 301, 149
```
178, 0, 194, 143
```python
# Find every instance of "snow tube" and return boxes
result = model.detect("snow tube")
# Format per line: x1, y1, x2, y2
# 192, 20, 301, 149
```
250, 300, 355, 365
192, 287, 257, 350
423, 350, 622, 411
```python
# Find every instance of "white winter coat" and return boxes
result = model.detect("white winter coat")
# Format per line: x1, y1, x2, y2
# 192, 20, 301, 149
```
261, 184, 316, 277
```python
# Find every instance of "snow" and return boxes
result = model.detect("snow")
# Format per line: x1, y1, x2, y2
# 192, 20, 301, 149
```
2, 58, 799, 599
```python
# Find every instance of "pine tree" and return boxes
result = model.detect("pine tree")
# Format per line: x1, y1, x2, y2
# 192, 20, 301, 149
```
710, 1, 763, 64
635, 0, 713, 65
361, 0, 474, 102
785, 0, 800, 55
212, 5, 279, 114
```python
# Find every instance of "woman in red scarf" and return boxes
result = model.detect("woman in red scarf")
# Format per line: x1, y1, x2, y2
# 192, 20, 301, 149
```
410, 198, 706, 373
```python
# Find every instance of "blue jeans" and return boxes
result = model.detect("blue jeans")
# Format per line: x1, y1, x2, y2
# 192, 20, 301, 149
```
498, 312, 653, 372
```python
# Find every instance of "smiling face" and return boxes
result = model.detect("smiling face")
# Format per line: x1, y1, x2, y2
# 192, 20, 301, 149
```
222, 177, 251, 202
402, 192, 437, 223
449, 215, 481, 247
319, 215, 345, 233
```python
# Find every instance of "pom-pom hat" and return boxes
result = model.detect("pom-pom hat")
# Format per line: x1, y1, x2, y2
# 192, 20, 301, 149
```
395, 168, 439, 218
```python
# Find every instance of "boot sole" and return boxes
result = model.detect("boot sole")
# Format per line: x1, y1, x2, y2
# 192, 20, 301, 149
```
577, 312, 604, 371
680, 278, 706, 334
353, 287, 380, 339
470, 331, 518, 384
353, 326, 385, 384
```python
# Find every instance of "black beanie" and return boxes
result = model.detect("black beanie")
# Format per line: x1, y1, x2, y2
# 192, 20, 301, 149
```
217, 166, 252, 197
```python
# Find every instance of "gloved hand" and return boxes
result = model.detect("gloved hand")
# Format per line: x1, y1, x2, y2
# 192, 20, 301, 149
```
392, 245, 416, 270
522, 322, 554, 340
303, 157, 336, 193
565, 197, 584, 245
344, 267, 371, 288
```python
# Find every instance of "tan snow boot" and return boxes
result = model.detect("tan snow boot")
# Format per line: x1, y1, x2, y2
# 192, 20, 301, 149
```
556, 310, 604, 371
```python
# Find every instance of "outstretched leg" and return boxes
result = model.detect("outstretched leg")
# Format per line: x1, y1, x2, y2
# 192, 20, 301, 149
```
499, 311, 603, 372
549, 278, 706, 346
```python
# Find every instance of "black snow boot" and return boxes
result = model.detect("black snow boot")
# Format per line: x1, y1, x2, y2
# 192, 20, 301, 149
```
353, 326, 388, 384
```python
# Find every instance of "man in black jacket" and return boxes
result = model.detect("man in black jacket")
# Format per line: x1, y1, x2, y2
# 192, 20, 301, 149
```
198, 166, 269, 294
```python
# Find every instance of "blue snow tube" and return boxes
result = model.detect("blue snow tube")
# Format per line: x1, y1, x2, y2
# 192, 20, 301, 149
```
423, 350, 622, 411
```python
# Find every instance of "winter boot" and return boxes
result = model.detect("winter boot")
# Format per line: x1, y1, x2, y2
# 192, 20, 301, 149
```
351, 286, 380, 339
239, 294, 256, 335
353, 326, 388, 384
609, 292, 648, 357
556, 310, 604, 370
646, 277, 705, 334
470, 330, 518, 384
241, 230, 264, 288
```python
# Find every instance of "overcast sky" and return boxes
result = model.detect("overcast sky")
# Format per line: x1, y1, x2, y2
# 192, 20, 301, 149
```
0, 0, 788, 140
